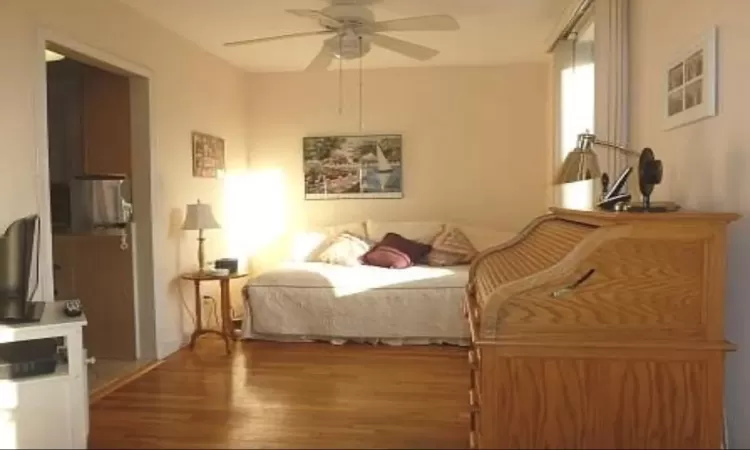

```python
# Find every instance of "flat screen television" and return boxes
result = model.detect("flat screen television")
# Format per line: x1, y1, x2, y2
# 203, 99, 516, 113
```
0, 215, 43, 323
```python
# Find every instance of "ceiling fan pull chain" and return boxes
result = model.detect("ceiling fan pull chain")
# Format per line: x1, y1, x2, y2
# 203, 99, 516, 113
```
359, 35, 364, 132
338, 35, 344, 116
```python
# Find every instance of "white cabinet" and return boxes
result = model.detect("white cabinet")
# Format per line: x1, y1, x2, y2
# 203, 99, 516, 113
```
1, 376, 72, 447
0, 303, 88, 449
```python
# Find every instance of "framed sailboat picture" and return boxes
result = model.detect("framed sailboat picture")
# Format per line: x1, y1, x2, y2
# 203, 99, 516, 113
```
303, 134, 403, 200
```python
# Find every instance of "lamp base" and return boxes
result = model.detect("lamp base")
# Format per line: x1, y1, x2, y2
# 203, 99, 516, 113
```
197, 231, 206, 272
625, 201, 680, 213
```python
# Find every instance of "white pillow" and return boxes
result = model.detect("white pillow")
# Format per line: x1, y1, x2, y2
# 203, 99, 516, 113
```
315, 233, 372, 266
366, 220, 444, 244
290, 221, 367, 262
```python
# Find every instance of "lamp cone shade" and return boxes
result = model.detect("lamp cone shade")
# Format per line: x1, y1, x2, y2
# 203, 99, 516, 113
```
182, 202, 221, 230
554, 147, 602, 184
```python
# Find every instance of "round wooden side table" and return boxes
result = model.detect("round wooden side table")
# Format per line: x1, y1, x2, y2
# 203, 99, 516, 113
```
180, 271, 248, 354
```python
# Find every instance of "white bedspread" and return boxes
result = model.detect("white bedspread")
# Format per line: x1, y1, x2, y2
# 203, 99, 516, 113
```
242, 262, 470, 345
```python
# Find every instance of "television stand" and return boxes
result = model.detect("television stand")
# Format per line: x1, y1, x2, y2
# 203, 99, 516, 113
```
0, 302, 46, 324
0, 301, 88, 449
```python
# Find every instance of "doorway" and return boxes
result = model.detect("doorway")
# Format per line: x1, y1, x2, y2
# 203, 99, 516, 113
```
40, 39, 158, 395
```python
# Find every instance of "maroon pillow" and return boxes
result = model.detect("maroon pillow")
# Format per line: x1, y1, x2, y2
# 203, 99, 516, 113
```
378, 233, 433, 263
361, 245, 412, 269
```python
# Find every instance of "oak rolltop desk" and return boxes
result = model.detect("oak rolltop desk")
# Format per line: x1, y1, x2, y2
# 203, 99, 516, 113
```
464, 207, 739, 449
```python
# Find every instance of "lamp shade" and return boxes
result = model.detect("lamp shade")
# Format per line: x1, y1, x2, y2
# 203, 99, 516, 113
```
554, 147, 602, 184
182, 201, 220, 230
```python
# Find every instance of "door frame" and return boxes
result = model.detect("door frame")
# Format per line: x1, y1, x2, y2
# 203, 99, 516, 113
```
34, 28, 158, 361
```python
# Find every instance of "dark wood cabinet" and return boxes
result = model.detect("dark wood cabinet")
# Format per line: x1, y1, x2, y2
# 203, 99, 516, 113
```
81, 65, 132, 176
46, 60, 84, 183
53, 234, 136, 360
47, 60, 135, 360
46, 60, 131, 179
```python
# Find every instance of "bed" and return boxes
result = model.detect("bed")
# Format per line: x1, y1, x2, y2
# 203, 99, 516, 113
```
241, 220, 516, 345
242, 262, 470, 345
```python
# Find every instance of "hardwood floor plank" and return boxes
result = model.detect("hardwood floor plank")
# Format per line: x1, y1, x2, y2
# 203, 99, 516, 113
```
89, 339, 469, 449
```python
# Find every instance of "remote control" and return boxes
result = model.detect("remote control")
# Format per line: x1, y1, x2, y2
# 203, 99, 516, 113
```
63, 299, 83, 317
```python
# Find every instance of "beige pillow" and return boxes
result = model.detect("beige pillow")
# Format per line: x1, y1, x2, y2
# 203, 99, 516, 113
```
316, 232, 372, 266
427, 227, 478, 266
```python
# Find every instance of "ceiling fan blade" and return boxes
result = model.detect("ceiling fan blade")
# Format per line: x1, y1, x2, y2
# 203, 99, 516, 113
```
224, 30, 334, 47
372, 15, 460, 32
306, 46, 335, 72
330, 0, 383, 5
286, 9, 343, 29
371, 34, 439, 61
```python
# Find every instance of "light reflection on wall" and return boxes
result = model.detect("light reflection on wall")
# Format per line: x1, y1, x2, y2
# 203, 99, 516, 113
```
559, 60, 596, 210
222, 169, 287, 273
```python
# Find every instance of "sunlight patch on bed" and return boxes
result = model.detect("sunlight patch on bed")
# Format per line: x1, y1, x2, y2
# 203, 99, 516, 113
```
331, 267, 454, 297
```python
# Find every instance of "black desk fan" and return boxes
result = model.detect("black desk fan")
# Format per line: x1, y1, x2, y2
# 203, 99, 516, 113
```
627, 148, 676, 212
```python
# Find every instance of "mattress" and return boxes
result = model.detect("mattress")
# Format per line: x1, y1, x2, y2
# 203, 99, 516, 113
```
242, 262, 470, 345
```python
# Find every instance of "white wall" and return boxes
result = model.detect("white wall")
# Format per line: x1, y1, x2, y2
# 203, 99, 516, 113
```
0, 0, 248, 358
244, 64, 551, 270
629, 0, 750, 446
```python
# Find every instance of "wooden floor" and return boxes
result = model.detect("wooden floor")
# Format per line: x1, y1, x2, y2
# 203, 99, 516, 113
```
89, 338, 470, 449
88, 358, 152, 393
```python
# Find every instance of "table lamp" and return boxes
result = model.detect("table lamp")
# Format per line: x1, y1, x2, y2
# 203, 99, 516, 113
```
555, 132, 603, 185
182, 200, 221, 272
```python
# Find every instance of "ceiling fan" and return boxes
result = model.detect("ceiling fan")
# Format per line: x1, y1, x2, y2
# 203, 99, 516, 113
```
223, 0, 460, 71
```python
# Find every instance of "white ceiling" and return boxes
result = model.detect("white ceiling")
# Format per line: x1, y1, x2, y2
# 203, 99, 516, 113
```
121, 0, 568, 73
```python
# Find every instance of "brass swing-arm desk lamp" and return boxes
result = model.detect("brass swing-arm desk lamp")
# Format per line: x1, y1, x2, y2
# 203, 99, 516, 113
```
554, 132, 675, 212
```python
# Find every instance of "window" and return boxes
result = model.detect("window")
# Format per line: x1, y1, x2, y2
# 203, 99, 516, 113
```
553, 16, 596, 209
551, 0, 630, 209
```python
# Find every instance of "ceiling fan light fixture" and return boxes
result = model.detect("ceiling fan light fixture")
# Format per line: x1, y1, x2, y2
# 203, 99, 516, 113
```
325, 34, 372, 60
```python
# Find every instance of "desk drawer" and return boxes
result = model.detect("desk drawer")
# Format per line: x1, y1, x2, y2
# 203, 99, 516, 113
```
470, 367, 481, 398
463, 295, 480, 340
469, 429, 478, 449
469, 408, 480, 445
468, 347, 481, 369
469, 387, 480, 410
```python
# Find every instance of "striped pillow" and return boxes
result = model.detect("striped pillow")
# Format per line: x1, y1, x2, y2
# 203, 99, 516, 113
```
426, 227, 478, 266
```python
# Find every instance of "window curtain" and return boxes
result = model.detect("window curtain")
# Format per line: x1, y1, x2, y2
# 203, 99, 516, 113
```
594, 0, 630, 184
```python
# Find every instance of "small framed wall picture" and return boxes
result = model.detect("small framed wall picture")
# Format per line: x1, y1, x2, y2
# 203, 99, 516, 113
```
192, 131, 226, 178
663, 27, 717, 130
